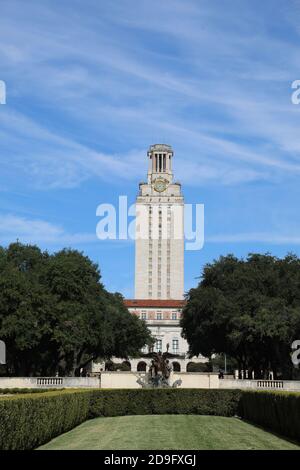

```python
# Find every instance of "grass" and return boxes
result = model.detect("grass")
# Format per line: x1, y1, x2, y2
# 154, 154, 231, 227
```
38, 415, 300, 450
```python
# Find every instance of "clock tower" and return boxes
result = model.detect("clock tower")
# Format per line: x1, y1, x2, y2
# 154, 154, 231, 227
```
91, 144, 208, 374
135, 144, 184, 300
91, 143, 208, 374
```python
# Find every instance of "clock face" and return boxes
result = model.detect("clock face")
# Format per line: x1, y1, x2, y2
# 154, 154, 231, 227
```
154, 178, 167, 192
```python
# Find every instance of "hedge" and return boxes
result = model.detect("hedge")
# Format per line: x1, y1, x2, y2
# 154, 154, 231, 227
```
239, 390, 300, 443
0, 388, 62, 394
89, 388, 241, 418
0, 388, 241, 450
0, 390, 92, 450
3, 388, 299, 450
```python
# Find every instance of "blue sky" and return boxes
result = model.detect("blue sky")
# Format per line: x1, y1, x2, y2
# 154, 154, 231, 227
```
0, 0, 300, 297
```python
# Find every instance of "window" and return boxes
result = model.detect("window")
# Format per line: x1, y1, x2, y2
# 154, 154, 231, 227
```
141, 311, 147, 320
155, 339, 162, 352
156, 311, 162, 320
172, 311, 177, 320
172, 338, 179, 353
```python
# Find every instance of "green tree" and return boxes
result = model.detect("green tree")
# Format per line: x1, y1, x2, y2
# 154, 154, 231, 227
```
0, 243, 152, 376
0, 243, 55, 375
181, 253, 300, 379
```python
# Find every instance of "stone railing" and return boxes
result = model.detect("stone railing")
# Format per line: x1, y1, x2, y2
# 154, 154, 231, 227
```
0, 376, 100, 389
219, 378, 300, 392
37, 377, 64, 386
257, 380, 284, 389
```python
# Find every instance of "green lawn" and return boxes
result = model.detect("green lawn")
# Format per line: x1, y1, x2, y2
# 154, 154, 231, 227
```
38, 415, 300, 450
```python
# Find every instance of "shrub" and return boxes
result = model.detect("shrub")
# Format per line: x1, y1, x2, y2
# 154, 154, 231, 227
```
0, 388, 62, 394
0, 388, 241, 450
2, 387, 300, 450
0, 390, 91, 450
89, 388, 241, 418
239, 390, 300, 442
186, 362, 212, 372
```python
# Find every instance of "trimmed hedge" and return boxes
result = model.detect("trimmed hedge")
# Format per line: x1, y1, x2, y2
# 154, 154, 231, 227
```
3, 388, 299, 450
89, 388, 241, 418
0, 388, 241, 450
0, 388, 62, 394
239, 390, 300, 443
0, 390, 91, 450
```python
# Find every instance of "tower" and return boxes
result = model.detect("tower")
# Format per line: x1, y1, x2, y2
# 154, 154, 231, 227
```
92, 144, 207, 375
135, 144, 184, 300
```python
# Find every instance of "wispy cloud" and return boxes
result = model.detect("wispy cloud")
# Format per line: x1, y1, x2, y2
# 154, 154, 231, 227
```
0, 0, 300, 190
0, 108, 145, 189
0, 214, 96, 245
0, 0, 300, 295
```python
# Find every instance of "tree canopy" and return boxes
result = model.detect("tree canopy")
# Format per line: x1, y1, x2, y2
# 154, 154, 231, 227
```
181, 253, 300, 379
0, 242, 152, 376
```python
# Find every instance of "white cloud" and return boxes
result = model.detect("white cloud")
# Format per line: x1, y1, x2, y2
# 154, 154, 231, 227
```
0, 109, 145, 189
0, 214, 97, 245
0, 0, 300, 190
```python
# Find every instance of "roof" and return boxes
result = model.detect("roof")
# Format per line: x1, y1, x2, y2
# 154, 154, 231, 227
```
124, 299, 186, 308
148, 143, 173, 153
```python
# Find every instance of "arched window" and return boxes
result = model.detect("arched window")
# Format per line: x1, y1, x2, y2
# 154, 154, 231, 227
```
172, 361, 181, 372
186, 362, 196, 372
137, 361, 147, 372
186, 362, 208, 372
122, 361, 131, 371
105, 360, 114, 371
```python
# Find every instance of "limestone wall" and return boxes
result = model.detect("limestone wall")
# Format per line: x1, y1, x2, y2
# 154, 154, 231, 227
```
0, 373, 218, 389
99, 371, 219, 389
1, 375, 299, 391
219, 379, 300, 392
0, 376, 100, 389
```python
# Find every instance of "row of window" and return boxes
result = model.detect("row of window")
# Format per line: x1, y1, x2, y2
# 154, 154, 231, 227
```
140, 311, 178, 320
149, 206, 173, 212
